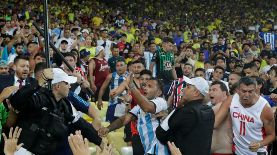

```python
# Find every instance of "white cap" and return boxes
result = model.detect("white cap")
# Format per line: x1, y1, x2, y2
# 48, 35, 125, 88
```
183, 76, 209, 96
52, 68, 77, 84
95, 46, 104, 56
81, 29, 89, 34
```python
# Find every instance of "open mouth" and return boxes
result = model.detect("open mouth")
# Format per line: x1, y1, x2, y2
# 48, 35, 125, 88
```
22, 72, 28, 76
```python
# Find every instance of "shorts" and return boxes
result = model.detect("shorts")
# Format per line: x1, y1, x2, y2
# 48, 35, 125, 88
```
132, 134, 144, 155
106, 104, 119, 122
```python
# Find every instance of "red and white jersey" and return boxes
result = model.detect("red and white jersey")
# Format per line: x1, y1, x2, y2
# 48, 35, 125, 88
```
230, 93, 268, 155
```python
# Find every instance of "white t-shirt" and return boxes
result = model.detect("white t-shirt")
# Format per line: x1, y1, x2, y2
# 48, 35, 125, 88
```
97, 39, 113, 60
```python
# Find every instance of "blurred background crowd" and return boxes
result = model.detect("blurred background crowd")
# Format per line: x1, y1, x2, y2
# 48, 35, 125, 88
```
0, 0, 277, 155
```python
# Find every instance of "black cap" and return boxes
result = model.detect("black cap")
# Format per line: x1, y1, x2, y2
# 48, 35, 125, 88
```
61, 40, 68, 44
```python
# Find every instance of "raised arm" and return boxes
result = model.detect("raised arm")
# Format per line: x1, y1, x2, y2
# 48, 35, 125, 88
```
214, 95, 232, 128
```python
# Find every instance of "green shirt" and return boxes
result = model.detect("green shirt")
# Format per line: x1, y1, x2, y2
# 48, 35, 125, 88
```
152, 47, 175, 82
0, 103, 8, 142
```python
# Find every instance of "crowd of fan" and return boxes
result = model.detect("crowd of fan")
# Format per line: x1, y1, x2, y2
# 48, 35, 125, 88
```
0, 0, 277, 155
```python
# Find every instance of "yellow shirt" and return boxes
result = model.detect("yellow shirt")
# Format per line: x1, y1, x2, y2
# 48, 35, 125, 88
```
194, 61, 204, 70
25, 11, 30, 20
126, 33, 135, 43
154, 37, 162, 45
80, 46, 96, 58
260, 59, 268, 69
125, 58, 133, 64
92, 16, 103, 26
68, 13, 74, 22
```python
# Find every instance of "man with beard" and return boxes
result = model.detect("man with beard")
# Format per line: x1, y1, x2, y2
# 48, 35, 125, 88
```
0, 55, 36, 92
99, 77, 169, 155
7, 43, 24, 65
228, 72, 241, 95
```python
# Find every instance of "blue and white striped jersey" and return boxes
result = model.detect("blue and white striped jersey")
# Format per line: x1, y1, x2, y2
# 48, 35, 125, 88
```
259, 32, 277, 49
109, 72, 128, 106
130, 97, 169, 155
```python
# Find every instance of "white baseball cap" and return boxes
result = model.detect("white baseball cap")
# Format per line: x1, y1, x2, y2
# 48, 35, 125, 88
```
95, 46, 105, 56
81, 29, 89, 34
52, 68, 77, 84
183, 76, 209, 96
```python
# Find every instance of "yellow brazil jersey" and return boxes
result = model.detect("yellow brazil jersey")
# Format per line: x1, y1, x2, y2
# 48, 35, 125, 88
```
80, 46, 96, 58
68, 13, 74, 22
125, 33, 135, 43
194, 61, 204, 70
92, 16, 103, 27
125, 58, 133, 64
260, 59, 268, 69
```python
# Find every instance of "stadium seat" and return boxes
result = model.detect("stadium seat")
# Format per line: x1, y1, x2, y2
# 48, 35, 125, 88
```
121, 146, 133, 155
107, 131, 127, 152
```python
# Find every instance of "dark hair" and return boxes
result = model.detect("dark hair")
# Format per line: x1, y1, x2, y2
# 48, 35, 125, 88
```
215, 57, 226, 64
127, 61, 133, 68
34, 62, 46, 74
238, 77, 257, 87
253, 76, 264, 86
211, 81, 229, 95
14, 55, 29, 64
111, 43, 119, 49
34, 52, 46, 59
182, 63, 193, 71
14, 43, 24, 48
195, 68, 206, 74
148, 42, 156, 46
268, 66, 277, 77
140, 69, 152, 77
243, 62, 257, 70
116, 59, 126, 64
162, 37, 174, 44
132, 60, 145, 68
121, 34, 127, 38
63, 52, 76, 60
214, 65, 225, 72
27, 41, 38, 47
150, 77, 164, 96
180, 58, 188, 64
